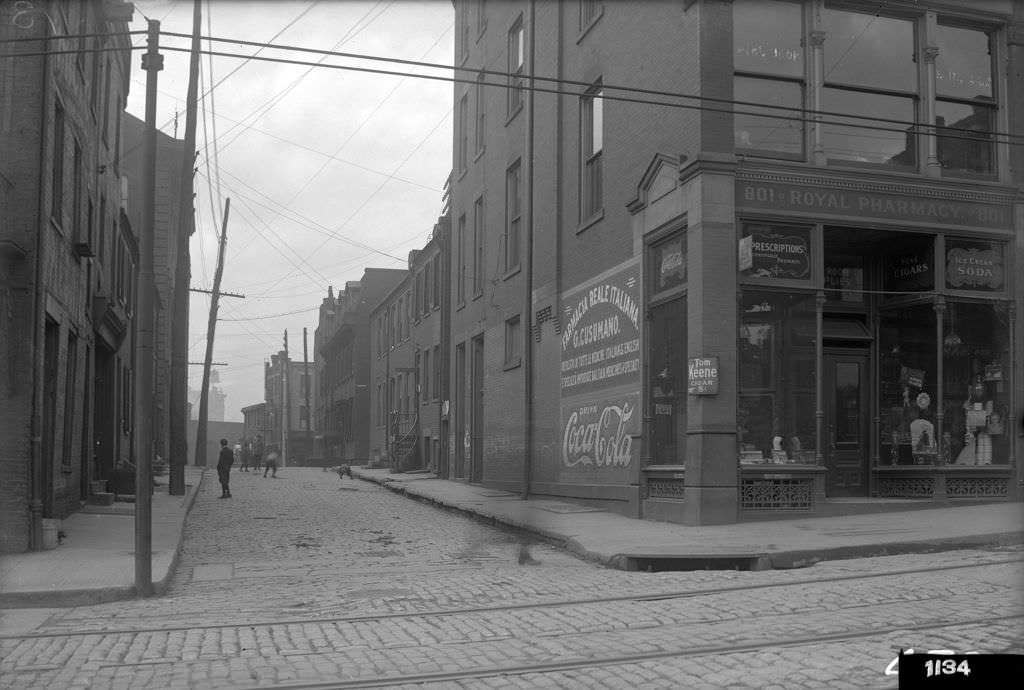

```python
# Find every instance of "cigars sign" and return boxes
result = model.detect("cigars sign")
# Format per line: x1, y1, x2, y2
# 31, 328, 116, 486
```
560, 260, 642, 470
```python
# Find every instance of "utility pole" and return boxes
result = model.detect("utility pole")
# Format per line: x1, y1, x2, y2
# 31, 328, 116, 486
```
195, 199, 230, 467
303, 327, 311, 459
135, 19, 162, 597
169, 0, 201, 496
385, 308, 391, 469
282, 330, 290, 467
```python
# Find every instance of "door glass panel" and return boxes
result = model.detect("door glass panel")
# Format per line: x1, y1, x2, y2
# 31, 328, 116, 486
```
834, 361, 860, 444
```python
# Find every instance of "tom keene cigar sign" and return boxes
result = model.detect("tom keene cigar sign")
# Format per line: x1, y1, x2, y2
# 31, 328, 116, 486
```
560, 260, 641, 471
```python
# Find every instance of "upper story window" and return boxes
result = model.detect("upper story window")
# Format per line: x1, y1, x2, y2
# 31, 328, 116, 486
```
580, 84, 604, 221
51, 101, 65, 225
475, 72, 486, 155
458, 92, 469, 174
457, 214, 467, 304
458, 1, 470, 62
473, 196, 484, 296
423, 261, 432, 314
505, 160, 522, 272
733, 0, 804, 158
934, 23, 995, 176
504, 315, 521, 367
508, 18, 525, 117
580, 0, 602, 34
822, 8, 917, 168
733, 1, 1001, 178
432, 254, 441, 307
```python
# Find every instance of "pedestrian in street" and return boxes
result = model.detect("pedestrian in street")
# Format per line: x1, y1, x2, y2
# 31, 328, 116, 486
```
239, 440, 251, 472
217, 438, 234, 498
264, 447, 279, 478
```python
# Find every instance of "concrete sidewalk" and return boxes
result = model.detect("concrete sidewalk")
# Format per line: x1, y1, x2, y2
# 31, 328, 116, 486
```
352, 467, 1024, 570
0, 467, 206, 608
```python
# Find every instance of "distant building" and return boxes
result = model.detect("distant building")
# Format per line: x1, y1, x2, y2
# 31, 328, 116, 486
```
369, 216, 450, 473
314, 269, 405, 465
264, 346, 315, 465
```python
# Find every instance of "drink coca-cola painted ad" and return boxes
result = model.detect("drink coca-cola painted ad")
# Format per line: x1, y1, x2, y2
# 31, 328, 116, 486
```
560, 259, 642, 473
561, 394, 640, 469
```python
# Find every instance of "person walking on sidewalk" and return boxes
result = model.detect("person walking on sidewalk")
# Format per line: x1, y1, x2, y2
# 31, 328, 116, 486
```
264, 447, 279, 478
217, 439, 234, 498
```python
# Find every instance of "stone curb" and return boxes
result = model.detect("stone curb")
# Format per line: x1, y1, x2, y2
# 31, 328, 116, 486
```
363, 473, 1024, 571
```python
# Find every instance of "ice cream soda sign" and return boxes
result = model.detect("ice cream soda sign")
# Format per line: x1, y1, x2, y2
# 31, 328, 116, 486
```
560, 260, 642, 469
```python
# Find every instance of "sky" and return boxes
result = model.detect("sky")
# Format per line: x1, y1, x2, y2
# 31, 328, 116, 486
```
124, 0, 455, 421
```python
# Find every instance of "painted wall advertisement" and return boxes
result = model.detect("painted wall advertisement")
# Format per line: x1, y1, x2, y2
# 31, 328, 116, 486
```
560, 259, 642, 470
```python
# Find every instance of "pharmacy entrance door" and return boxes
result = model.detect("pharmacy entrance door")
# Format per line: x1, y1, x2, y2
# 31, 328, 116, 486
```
824, 349, 870, 496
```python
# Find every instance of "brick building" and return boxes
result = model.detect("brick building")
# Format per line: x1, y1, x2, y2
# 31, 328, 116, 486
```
0, 0, 137, 552
264, 346, 314, 466
368, 217, 450, 473
315, 268, 405, 465
121, 112, 191, 467
445, 0, 1023, 525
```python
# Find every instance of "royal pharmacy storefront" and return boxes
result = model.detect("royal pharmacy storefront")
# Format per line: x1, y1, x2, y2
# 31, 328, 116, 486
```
732, 170, 1020, 511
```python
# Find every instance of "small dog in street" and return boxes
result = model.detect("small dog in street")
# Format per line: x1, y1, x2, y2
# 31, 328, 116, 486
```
325, 465, 353, 480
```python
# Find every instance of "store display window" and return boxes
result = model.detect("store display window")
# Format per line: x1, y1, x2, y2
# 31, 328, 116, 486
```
880, 304, 938, 465
880, 300, 1012, 466
942, 301, 1011, 465
738, 290, 817, 463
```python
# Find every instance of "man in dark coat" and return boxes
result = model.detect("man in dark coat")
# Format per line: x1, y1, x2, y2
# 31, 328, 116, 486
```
217, 438, 234, 498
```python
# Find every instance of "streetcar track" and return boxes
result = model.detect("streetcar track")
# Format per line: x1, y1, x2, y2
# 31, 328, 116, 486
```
2, 556, 1020, 641
69, 615, 1024, 690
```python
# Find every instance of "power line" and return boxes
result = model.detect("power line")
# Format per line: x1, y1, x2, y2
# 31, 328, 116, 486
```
153, 30, 1023, 144
219, 306, 320, 321
5, 38, 1017, 145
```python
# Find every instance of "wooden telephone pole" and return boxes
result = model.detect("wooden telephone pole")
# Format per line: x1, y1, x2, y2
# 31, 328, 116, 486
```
195, 199, 230, 467
169, 0, 202, 495
135, 19, 163, 596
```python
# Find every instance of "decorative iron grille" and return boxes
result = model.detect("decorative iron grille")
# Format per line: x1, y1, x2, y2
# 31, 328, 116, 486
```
741, 478, 813, 511
877, 477, 934, 498
946, 477, 1008, 498
647, 478, 686, 500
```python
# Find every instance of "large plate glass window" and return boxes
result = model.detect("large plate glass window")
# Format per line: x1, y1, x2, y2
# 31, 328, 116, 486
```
941, 301, 1011, 465
733, 0, 804, 159
822, 9, 917, 168
738, 290, 817, 464
935, 23, 996, 177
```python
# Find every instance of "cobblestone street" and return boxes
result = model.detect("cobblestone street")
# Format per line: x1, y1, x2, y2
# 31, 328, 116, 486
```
2, 468, 1022, 689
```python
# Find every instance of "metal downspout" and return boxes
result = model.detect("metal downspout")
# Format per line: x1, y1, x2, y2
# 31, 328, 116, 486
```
28, 19, 52, 551
521, 0, 536, 498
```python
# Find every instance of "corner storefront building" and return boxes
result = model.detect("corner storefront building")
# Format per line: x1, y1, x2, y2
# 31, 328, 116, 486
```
449, 0, 1022, 527
630, 1, 1022, 525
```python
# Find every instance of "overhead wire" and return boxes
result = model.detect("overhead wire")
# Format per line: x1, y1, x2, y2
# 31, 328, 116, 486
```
4, 40, 1017, 145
